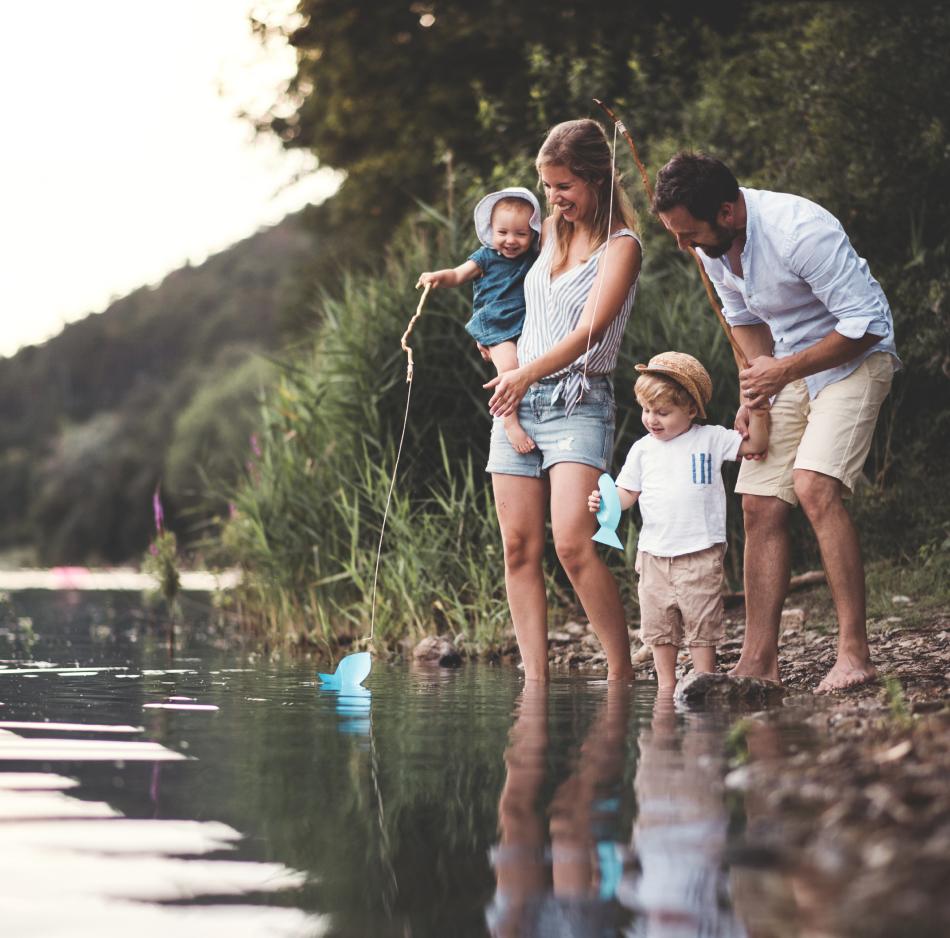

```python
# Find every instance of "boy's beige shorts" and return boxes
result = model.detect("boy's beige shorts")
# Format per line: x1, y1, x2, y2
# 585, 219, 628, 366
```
636, 543, 726, 648
736, 351, 895, 505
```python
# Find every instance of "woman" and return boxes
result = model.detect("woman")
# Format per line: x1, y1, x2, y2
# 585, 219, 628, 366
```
485, 119, 642, 681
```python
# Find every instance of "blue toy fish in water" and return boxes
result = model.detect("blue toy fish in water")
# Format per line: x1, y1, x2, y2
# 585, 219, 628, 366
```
318, 651, 371, 690
591, 473, 624, 551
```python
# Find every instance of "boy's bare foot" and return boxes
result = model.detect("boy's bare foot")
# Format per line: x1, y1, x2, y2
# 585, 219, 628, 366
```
504, 415, 536, 454
815, 655, 877, 694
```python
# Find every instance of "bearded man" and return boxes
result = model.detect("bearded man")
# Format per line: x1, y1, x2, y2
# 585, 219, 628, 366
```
652, 153, 899, 692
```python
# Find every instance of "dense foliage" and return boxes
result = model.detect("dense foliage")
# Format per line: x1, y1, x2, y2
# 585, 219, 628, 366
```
224, 0, 949, 644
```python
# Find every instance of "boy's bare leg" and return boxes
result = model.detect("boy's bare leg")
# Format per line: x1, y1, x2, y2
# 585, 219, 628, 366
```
689, 645, 716, 674
651, 644, 678, 692
490, 341, 536, 454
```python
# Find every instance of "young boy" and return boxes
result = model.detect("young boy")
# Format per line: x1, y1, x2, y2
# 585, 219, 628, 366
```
417, 187, 541, 453
588, 351, 769, 691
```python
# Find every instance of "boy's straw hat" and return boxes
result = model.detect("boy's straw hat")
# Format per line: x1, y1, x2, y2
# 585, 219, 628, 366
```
635, 351, 713, 418
474, 187, 542, 248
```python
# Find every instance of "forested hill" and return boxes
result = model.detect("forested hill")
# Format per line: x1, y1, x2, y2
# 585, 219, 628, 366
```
0, 215, 315, 565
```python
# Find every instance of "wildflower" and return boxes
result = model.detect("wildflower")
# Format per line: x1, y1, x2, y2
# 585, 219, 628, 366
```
152, 485, 165, 534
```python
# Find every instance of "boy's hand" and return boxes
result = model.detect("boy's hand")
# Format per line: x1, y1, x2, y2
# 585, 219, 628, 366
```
587, 490, 601, 514
735, 404, 766, 461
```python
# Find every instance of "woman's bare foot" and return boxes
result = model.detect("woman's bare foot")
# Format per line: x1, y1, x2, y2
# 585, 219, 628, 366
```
816, 655, 877, 694
504, 415, 536, 454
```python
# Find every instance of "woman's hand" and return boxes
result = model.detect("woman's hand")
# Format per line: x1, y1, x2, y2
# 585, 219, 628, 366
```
587, 490, 601, 514
485, 367, 532, 417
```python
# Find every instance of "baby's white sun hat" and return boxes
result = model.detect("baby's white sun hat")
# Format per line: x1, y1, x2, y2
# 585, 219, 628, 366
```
473, 187, 542, 248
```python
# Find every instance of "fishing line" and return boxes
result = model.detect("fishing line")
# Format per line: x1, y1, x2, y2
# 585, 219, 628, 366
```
580, 120, 620, 391
369, 282, 432, 641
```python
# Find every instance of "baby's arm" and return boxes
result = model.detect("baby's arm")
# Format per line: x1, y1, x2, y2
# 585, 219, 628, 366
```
736, 405, 770, 458
587, 486, 640, 513
416, 259, 481, 289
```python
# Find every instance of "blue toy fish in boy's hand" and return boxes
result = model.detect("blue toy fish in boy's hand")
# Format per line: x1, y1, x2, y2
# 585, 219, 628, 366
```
318, 651, 371, 690
592, 473, 624, 551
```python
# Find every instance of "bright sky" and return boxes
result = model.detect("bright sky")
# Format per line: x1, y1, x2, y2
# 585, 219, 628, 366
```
0, 0, 341, 358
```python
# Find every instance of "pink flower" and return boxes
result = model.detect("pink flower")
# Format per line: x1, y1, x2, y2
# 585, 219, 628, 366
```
250, 433, 261, 458
152, 486, 165, 534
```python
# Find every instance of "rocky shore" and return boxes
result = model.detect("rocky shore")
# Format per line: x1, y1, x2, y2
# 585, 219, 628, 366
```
440, 575, 950, 937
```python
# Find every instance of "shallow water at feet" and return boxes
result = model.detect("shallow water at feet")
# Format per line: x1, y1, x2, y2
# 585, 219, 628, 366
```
1, 592, 814, 937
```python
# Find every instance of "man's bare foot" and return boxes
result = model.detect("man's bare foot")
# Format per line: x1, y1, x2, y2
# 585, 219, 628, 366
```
816, 656, 877, 694
504, 415, 536, 454
727, 654, 781, 683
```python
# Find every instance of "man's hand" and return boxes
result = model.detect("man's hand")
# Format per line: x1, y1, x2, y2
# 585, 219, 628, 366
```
739, 355, 790, 409
587, 489, 601, 513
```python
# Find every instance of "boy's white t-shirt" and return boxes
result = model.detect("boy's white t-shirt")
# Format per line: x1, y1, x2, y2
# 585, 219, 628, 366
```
615, 424, 743, 558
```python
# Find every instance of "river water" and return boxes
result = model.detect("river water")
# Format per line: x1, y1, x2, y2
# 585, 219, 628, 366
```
1, 590, 815, 937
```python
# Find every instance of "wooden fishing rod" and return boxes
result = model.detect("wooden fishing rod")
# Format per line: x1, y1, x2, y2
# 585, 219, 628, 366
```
593, 98, 750, 371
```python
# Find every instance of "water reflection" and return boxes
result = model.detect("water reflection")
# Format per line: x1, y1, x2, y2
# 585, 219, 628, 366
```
620, 692, 747, 937
488, 683, 632, 936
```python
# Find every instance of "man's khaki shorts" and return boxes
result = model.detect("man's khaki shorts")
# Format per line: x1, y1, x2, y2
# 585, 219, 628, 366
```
736, 352, 894, 506
636, 543, 726, 648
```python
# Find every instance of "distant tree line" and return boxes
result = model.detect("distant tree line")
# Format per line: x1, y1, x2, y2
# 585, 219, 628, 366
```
0, 219, 314, 564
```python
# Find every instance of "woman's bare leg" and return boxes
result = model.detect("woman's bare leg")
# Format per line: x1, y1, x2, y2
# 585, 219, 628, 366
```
490, 341, 536, 454
549, 462, 633, 680
493, 472, 550, 681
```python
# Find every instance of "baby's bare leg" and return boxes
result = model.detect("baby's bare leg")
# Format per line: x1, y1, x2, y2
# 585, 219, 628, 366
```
490, 340, 536, 454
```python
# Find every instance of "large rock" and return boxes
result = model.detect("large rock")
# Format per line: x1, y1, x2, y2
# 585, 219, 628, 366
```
412, 636, 462, 668
674, 671, 786, 709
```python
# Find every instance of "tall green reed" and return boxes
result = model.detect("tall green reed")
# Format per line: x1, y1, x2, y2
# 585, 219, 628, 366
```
221, 202, 819, 647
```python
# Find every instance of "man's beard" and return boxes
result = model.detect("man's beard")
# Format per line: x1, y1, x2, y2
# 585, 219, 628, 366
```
698, 223, 738, 259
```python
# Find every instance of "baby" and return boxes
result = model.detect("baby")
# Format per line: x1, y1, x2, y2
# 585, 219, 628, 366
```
589, 351, 769, 690
417, 187, 541, 452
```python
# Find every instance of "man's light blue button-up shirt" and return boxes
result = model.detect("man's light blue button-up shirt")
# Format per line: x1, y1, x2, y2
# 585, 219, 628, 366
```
698, 187, 900, 399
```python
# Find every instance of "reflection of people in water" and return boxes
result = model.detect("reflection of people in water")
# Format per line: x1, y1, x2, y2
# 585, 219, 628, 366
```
487, 683, 631, 937
618, 692, 747, 938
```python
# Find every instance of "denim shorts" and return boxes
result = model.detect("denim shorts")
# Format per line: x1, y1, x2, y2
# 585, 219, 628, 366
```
486, 376, 616, 477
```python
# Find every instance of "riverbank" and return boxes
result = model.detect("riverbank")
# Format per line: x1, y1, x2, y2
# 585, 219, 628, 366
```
502, 558, 950, 937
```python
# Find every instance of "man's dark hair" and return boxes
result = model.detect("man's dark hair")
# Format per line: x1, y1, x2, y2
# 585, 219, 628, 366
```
652, 153, 740, 224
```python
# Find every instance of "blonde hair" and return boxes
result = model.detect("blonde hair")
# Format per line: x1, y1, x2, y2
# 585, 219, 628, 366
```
634, 373, 697, 413
536, 119, 638, 272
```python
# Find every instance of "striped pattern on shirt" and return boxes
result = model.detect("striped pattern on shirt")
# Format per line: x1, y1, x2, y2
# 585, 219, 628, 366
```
517, 227, 640, 414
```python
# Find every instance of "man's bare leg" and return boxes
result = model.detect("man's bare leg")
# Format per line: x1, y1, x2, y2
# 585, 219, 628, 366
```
490, 341, 536, 454
794, 469, 876, 693
731, 494, 790, 681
